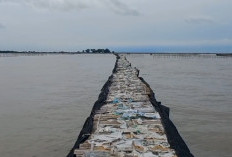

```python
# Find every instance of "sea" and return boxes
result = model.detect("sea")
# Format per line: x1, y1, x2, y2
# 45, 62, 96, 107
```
0, 53, 231, 157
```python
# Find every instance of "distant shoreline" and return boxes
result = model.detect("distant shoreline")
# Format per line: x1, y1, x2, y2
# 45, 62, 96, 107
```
0, 51, 232, 56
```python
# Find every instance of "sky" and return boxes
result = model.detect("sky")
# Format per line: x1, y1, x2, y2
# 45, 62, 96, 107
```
0, 0, 231, 52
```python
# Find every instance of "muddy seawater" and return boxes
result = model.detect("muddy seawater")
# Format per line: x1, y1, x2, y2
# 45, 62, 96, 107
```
127, 54, 232, 157
0, 54, 115, 157
0, 53, 231, 157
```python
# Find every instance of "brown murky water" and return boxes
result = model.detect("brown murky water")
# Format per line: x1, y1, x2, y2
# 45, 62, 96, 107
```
0, 54, 231, 157
0, 54, 115, 157
127, 54, 232, 157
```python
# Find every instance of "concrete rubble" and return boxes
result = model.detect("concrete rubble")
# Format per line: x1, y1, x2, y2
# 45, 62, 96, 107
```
74, 55, 177, 157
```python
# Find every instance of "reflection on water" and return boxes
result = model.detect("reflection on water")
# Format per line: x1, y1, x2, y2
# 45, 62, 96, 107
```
0, 53, 231, 157
126, 54, 232, 157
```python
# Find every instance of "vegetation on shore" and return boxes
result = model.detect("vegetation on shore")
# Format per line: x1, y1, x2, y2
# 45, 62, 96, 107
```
0, 48, 114, 54
1, 49, 231, 56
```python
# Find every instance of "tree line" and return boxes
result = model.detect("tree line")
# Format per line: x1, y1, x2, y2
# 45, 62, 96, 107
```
0, 48, 113, 54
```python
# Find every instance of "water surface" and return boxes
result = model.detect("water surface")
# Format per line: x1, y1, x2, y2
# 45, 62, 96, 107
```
127, 54, 232, 157
0, 54, 115, 157
0, 54, 231, 157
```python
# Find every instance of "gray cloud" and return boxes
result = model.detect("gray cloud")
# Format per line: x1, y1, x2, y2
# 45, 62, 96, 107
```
0, 0, 90, 11
0, 23, 5, 29
185, 16, 215, 24
0, 0, 231, 51
103, 0, 140, 16
25, 0, 88, 11
0, 0, 139, 15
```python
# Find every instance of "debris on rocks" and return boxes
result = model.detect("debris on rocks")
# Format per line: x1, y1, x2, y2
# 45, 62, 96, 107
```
74, 55, 177, 157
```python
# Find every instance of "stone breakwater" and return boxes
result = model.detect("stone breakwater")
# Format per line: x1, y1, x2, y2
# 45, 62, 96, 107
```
67, 54, 193, 157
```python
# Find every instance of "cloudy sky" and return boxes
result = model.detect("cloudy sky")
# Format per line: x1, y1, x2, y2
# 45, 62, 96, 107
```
0, 0, 231, 52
